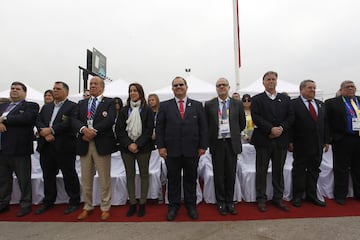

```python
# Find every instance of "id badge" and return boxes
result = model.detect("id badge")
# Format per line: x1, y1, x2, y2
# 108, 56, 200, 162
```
87, 119, 94, 129
352, 118, 360, 131
219, 120, 230, 135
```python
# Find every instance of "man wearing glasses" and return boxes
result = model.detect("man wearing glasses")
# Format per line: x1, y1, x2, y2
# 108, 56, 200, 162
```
156, 76, 208, 221
325, 81, 360, 205
205, 78, 245, 215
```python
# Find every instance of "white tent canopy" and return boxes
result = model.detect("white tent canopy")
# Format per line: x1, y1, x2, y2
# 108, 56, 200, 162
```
0, 84, 44, 105
69, 78, 130, 103
238, 78, 324, 100
153, 74, 217, 102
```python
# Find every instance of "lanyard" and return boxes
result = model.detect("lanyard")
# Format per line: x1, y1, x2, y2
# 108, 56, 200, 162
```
342, 96, 360, 117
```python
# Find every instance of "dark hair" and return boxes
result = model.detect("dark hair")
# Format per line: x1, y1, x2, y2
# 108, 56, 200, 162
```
11, 81, 27, 92
44, 89, 53, 97
172, 76, 188, 86
54, 81, 69, 92
242, 94, 251, 102
126, 83, 147, 107
114, 97, 123, 106
262, 71, 278, 80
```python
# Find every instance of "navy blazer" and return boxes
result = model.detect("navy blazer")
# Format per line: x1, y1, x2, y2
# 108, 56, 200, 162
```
0, 100, 39, 156
290, 97, 329, 156
155, 98, 208, 158
251, 92, 294, 148
115, 104, 154, 153
205, 97, 246, 154
36, 99, 77, 154
72, 97, 117, 156
325, 95, 360, 142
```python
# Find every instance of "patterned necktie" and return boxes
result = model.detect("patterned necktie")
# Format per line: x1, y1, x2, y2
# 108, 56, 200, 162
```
90, 97, 97, 119
350, 99, 360, 136
179, 100, 184, 119
308, 100, 317, 122
221, 101, 227, 119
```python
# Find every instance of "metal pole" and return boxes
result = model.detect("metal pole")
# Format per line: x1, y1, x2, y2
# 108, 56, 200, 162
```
232, 0, 240, 91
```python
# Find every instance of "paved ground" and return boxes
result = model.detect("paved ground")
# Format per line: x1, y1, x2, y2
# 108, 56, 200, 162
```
1, 216, 359, 240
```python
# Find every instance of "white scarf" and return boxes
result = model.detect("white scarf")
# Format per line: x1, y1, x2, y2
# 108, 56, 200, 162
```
126, 100, 142, 141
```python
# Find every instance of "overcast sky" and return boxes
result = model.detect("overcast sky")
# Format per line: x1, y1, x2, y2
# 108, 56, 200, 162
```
1, 0, 360, 99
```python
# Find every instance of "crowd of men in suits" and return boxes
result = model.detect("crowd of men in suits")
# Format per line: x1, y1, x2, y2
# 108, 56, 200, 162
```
0, 71, 359, 221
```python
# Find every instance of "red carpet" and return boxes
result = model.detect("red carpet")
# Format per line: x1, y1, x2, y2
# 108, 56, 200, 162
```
1, 198, 360, 222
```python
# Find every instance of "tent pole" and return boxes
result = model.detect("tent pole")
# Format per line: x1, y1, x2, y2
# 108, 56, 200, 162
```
233, 0, 240, 91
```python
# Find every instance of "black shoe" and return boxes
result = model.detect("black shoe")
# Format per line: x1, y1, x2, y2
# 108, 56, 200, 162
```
335, 198, 346, 205
272, 199, 289, 211
292, 198, 302, 207
307, 197, 326, 207
187, 207, 198, 220
16, 207, 31, 217
217, 203, 228, 215
126, 204, 136, 217
0, 204, 10, 213
35, 204, 54, 215
226, 203, 238, 215
64, 205, 80, 215
257, 201, 267, 212
166, 208, 177, 221
138, 204, 146, 217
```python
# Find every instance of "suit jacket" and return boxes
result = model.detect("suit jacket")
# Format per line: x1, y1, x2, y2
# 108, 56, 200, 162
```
205, 97, 246, 154
115, 104, 154, 153
325, 95, 360, 142
155, 98, 208, 158
0, 100, 39, 156
290, 97, 329, 156
36, 99, 77, 154
72, 96, 117, 156
251, 92, 294, 148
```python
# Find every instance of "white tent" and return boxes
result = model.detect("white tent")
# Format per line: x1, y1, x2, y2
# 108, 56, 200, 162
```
69, 78, 130, 103
0, 84, 44, 105
238, 78, 324, 100
153, 74, 217, 102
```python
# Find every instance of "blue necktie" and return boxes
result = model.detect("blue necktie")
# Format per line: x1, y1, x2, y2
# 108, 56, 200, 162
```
90, 98, 97, 119
221, 101, 227, 119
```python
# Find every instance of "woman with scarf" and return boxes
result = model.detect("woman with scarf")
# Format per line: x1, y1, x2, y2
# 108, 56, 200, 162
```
115, 83, 154, 217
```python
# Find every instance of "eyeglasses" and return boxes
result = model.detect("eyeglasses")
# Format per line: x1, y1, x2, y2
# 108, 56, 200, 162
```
216, 83, 229, 88
83, 94, 90, 97
242, 99, 251, 102
173, 83, 185, 87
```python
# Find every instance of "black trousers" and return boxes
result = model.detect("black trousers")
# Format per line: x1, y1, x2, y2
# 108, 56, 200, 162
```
166, 155, 199, 210
211, 138, 237, 204
39, 144, 80, 206
292, 152, 322, 199
0, 154, 32, 208
332, 134, 360, 200
255, 141, 287, 202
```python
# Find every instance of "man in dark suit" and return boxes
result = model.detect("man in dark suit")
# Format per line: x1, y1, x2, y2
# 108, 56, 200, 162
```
0, 82, 39, 217
251, 71, 294, 212
325, 80, 360, 205
205, 77, 246, 215
289, 80, 329, 207
72, 76, 117, 221
35, 81, 81, 215
156, 76, 208, 221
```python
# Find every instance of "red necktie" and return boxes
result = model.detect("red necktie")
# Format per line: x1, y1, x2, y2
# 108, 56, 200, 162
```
179, 100, 184, 119
308, 100, 317, 122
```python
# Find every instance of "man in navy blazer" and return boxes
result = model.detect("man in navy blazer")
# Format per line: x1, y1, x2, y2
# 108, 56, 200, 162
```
289, 80, 329, 207
251, 71, 294, 212
156, 76, 208, 221
35, 81, 81, 215
325, 80, 360, 205
0, 82, 39, 217
72, 76, 117, 221
205, 77, 245, 215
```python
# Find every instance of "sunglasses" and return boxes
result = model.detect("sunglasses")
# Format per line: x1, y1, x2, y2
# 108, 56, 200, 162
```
216, 83, 229, 88
173, 83, 185, 87
242, 99, 251, 102
83, 94, 90, 97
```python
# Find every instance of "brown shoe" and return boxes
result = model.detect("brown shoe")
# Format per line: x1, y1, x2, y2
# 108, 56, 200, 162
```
77, 210, 93, 220
101, 211, 110, 221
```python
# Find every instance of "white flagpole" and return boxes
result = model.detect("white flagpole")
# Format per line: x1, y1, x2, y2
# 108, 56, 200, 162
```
233, 0, 241, 91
